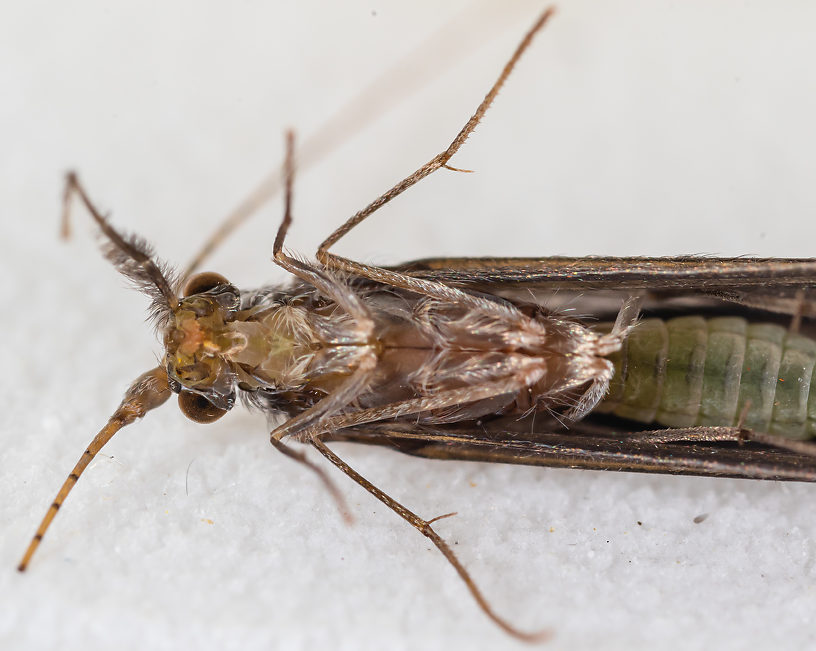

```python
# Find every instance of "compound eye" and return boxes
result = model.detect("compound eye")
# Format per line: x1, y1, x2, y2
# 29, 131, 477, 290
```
183, 272, 230, 297
178, 391, 227, 423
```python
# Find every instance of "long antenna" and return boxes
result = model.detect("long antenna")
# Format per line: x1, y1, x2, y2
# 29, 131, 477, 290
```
18, 367, 171, 572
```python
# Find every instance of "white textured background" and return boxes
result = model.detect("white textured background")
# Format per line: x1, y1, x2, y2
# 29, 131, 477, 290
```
3, 1, 816, 650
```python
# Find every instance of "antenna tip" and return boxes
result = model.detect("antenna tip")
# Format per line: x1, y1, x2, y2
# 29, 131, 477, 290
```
539, 7, 557, 26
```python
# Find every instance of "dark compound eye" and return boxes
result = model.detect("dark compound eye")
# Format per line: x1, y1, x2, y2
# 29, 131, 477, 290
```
178, 391, 228, 423
182, 271, 230, 297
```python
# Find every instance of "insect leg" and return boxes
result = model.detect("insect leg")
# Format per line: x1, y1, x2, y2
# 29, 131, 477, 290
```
179, 4, 532, 282
266, 376, 552, 637
319, 252, 536, 320
265, 375, 551, 637
309, 11, 558, 318
290, 374, 544, 442
269, 356, 377, 442
313, 8, 555, 315
275, 111, 531, 334
316, 8, 556, 257
269, 437, 353, 525
307, 436, 549, 642
265, 138, 380, 432
270, 131, 375, 334
18, 367, 171, 571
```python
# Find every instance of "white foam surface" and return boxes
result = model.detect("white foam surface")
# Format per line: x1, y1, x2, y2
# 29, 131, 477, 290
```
3, 2, 816, 649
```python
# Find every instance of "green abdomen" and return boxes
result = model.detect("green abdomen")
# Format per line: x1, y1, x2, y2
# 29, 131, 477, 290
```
598, 316, 816, 440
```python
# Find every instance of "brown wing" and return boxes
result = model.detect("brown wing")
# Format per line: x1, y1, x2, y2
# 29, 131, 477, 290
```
394, 256, 816, 289
391, 256, 816, 318
331, 420, 816, 483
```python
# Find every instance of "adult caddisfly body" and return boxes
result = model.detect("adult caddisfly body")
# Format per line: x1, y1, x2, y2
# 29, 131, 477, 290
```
17, 8, 816, 643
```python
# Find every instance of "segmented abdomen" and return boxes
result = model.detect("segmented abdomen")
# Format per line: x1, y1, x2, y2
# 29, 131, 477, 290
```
597, 316, 816, 440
